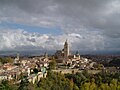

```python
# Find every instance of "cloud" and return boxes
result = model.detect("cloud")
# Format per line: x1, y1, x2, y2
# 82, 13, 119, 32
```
0, 0, 120, 35
0, 29, 105, 52
0, 0, 120, 53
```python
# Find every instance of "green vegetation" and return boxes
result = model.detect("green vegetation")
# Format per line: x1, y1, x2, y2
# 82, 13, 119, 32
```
33, 68, 39, 74
0, 80, 18, 90
49, 58, 56, 70
37, 71, 73, 90
1, 70, 120, 90
93, 63, 104, 70
0, 57, 14, 64
18, 78, 35, 90
109, 57, 120, 67
65, 70, 120, 90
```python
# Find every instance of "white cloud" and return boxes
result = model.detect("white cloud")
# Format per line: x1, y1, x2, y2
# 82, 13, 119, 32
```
0, 29, 106, 52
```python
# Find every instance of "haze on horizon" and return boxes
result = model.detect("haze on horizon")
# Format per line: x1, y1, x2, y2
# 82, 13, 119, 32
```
0, 0, 120, 54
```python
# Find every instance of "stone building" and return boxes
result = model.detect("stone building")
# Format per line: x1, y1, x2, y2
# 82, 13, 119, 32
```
55, 40, 70, 63
55, 40, 81, 64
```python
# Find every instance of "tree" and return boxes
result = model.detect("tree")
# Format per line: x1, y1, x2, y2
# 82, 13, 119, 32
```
49, 59, 56, 70
0, 80, 10, 90
33, 68, 38, 74
6, 57, 14, 64
0, 80, 17, 90
109, 58, 120, 67
69, 79, 74, 90
99, 83, 111, 90
73, 84, 79, 90
89, 78, 97, 90
81, 82, 90, 90
0, 57, 14, 64
18, 78, 35, 90
109, 79, 117, 90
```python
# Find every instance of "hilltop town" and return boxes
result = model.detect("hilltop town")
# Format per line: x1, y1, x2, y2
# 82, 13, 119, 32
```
0, 40, 108, 83
0, 40, 120, 90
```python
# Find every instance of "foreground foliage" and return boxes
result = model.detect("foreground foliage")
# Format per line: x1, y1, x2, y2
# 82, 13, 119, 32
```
1, 70, 120, 90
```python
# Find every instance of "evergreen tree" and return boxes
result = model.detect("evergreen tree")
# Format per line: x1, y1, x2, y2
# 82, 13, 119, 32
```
49, 59, 56, 70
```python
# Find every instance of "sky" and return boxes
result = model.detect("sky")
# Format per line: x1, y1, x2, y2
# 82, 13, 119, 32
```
0, 0, 120, 54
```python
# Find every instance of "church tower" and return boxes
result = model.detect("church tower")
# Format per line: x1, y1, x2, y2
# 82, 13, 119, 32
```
17, 53, 20, 60
64, 40, 69, 60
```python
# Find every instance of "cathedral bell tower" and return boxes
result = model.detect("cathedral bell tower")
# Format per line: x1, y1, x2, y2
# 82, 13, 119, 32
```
64, 40, 69, 60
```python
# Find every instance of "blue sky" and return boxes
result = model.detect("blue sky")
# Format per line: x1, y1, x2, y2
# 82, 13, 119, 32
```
0, 21, 62, 35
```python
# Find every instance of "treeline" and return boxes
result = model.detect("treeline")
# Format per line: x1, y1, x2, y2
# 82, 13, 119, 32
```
0, 57, 14, 64
65, 70, 120, 90
109, 57, 120, 67
1, 70, 120, 90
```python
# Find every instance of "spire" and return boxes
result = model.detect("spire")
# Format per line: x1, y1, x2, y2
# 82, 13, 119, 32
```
65, 39, 68, 45
17, 53, 20, 60
64, 39, 69, 59
66, 39, 67, 42
44, 52, 48, 58
75, 50, 79, 55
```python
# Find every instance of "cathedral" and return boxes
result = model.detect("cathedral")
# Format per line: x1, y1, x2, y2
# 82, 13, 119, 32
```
64, 40, 70, 60
55, 40, 80, 64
